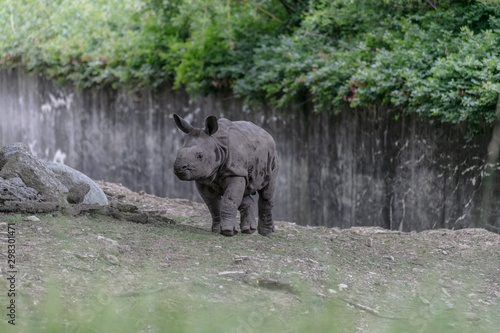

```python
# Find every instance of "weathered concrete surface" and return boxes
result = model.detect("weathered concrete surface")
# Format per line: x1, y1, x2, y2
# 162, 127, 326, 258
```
0, 68, 498, 232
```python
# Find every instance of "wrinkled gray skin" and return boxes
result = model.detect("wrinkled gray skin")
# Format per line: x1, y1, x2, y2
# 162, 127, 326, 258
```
173, 114, 278, 237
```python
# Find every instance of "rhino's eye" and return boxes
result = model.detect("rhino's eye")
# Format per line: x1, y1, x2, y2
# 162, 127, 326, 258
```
196, 153, 204, 160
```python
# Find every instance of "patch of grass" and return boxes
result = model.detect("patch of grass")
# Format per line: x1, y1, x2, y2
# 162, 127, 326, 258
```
0, 211, 499, 332
1, 277, 499, 333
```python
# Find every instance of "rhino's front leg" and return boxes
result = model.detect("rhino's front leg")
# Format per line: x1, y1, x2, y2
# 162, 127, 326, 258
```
220, 177, 246, 237
196, 182, 221, 233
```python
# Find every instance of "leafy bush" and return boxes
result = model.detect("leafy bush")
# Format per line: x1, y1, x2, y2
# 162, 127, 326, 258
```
1, 0, 500, 136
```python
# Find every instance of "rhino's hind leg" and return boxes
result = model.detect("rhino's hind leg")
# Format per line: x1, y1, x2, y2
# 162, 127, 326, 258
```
257, 183, 275, 236
239, 195, 257, 234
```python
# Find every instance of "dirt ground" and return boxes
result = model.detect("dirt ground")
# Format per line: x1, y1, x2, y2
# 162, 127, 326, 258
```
0, 181, 499, 332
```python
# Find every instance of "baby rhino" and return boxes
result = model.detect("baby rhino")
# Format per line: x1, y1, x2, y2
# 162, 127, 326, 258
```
173, 113, 278, 236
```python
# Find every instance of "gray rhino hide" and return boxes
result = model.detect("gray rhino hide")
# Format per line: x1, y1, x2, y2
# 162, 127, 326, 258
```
173, 114, 278, 237
217, 120, 277, 187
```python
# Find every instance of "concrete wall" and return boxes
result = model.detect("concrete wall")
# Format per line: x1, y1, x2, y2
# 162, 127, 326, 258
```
1, 69, 498, 232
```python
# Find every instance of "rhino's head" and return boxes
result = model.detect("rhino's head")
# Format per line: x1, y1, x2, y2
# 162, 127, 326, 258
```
173, 114, 221, 181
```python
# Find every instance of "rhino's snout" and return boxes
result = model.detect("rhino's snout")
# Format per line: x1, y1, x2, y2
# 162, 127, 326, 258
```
174, 163, 189, 173
173, 160, 193, 180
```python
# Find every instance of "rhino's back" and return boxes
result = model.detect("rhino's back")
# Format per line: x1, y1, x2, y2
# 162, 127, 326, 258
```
214, 119, 276, 151
232, 120, 276, 148
213, 119, 278, 193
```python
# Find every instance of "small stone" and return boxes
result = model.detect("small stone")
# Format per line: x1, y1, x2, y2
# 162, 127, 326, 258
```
419, 296, 430, 305
234, 255, 252, 262
97, 235, 118, 244
23, 215, 40, 222
218, 271, 245, 276
478, 299, 491, 305
74, 254, 89, 260
338, 283, 348, 291
465, 312, 480, 322
328, 289, 337, 294
104, 254, 119, 265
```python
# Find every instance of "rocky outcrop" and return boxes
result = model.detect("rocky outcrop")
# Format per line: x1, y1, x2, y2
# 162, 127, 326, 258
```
0, 143, 171, 225
0, 143, 68, 204
0, 143, 108, 212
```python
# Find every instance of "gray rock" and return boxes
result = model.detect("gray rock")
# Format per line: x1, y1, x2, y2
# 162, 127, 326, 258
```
46, 162, 108, 206
0, 143, 68, 204
0, 176, 43, 202
67, 183, 91, 204
103, 254, 119, 265
0, 143, 108, 211
23, 215, 40, 222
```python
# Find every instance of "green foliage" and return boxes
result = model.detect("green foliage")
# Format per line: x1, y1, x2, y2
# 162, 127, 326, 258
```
1, 0, 500, 136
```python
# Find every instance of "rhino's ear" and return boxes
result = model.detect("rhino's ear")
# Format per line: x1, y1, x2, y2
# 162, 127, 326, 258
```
173, 113, 193, 134
205, 116, 219, 136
